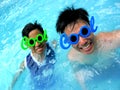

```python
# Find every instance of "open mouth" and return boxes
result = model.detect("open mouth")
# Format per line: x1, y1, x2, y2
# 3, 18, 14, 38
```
79, 40, 93, 53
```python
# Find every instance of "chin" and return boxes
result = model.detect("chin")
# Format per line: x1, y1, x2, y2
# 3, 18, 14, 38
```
36, 50, 44, 54
83, 50, 93, 54
32, 49, 43, 54
36, 52, 42, 54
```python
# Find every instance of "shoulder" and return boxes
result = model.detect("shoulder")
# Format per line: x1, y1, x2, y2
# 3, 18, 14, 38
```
68, 48, 74, 61
68, 48, 81, 61
46, 43, 55, 54
46, 43, 56, 59
24, 53, 32, 68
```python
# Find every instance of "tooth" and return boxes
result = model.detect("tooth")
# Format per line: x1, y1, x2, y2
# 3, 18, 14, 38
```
83, 43, 90, 49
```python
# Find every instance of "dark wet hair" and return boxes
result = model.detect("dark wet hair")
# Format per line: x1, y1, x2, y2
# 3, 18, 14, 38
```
56, 7, 89, 34
22, 21, 44, 37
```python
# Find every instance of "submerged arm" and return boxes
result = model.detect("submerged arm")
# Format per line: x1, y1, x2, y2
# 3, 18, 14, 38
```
8, 60, 25, 90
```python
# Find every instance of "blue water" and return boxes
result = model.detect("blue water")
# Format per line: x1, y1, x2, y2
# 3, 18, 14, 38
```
0, 0, 120, 90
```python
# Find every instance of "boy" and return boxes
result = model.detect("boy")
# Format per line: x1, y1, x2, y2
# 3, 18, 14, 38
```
9, 21, 56, 90
56, 7, 120, 90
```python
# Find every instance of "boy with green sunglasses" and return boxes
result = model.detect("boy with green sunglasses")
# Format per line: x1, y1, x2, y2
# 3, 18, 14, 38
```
9, 21, 57, 90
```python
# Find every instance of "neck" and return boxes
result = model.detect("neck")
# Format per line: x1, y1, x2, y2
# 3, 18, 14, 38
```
32, 48, 46, 62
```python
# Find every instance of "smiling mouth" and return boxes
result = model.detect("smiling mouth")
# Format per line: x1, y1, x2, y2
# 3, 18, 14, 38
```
79, 40, 93, 52
35, 44, 45, 51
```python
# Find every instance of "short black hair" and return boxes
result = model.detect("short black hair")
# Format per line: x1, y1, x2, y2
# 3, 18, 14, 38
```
56, 7, 89, 34
22, 21, 44, 37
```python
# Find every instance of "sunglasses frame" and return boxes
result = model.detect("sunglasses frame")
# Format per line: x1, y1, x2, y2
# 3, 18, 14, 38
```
27, 34, 44, 47
60, 16, 98, 49
21, 30, 48, 50
69, 25, 91, 44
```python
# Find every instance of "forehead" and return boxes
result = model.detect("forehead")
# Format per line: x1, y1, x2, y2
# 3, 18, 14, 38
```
29, 29, 42, 38
64, 20, 88, 35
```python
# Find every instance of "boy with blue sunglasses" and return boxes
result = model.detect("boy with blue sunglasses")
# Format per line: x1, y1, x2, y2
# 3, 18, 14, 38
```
9, 21, 57, 90
56, 7, 120, 90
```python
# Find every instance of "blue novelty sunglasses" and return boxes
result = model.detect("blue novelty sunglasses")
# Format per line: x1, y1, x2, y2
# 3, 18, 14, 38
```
60, 16, 98, 49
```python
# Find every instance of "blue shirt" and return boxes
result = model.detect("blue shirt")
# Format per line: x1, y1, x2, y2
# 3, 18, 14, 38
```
26, 43, 56, 88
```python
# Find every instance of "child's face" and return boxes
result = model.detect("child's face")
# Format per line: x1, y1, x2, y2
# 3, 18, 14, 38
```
28, 29, 47, 54
64, 20, 95, 54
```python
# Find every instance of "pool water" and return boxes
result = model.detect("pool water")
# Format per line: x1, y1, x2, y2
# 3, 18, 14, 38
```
0, 0, 120, 90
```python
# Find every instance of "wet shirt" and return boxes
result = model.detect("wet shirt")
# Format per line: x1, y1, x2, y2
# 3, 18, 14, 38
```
26, 43, 56, 88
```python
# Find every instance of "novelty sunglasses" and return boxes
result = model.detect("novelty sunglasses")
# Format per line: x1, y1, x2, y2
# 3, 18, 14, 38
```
60, 16, 98, 49
21, 30, 48, 50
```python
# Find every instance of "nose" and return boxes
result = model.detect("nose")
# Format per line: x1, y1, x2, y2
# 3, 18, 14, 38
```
78, 36, 88, 46
35, 41, 40, 47
35, 41, 45, 47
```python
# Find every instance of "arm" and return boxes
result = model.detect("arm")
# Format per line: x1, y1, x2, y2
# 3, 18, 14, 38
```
51, 39, 58, 49
112, 30, 120, 47
8, 60, 25, 90
98, 30, 120, 49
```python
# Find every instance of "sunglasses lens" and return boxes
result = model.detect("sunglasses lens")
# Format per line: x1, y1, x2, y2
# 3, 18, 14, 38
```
81, 28, 88, 35
70, 35, 77, 42
29, 39, 34, 45
36, 34, 43, 43
38, 35, 42, 41
28, 38, 35, 47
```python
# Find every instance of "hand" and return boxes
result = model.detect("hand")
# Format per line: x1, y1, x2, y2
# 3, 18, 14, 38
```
52, 39, 57, 49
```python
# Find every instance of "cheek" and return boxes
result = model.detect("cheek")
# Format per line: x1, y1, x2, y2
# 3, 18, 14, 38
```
85, 33, 94, 41
89, 33, 94, 38
72, 44, 78, 49
29, 47, 35, 51
72, 45, 82, 52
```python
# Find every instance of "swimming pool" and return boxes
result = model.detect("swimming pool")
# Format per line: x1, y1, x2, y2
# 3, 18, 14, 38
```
0, 0, 120, 90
